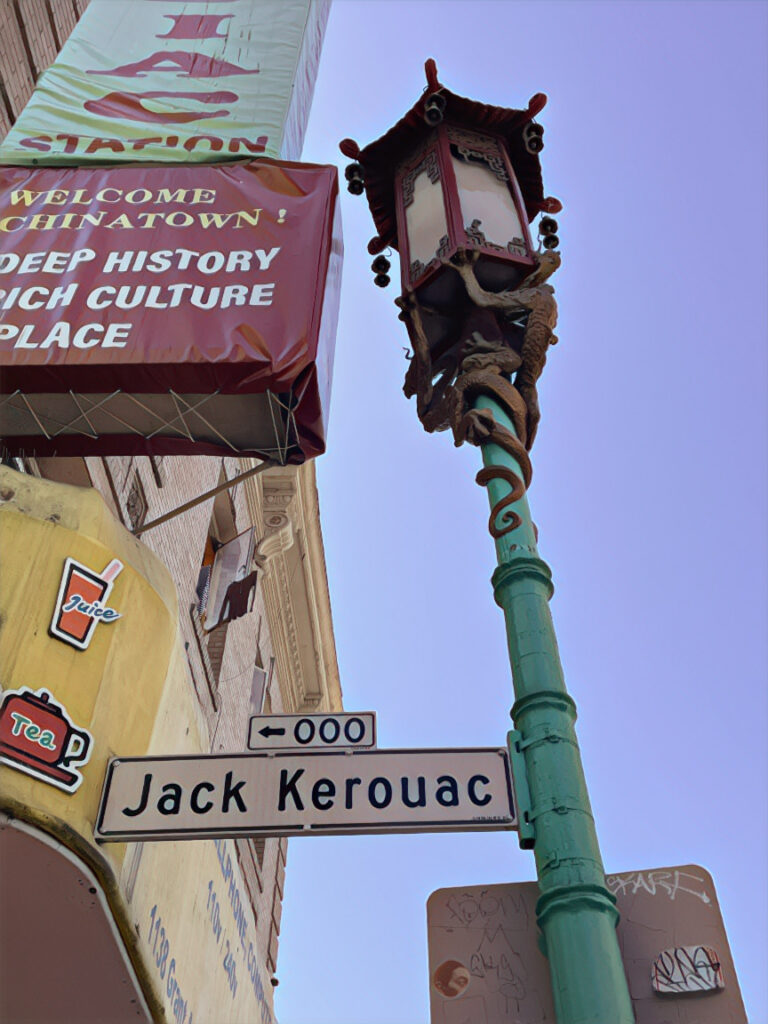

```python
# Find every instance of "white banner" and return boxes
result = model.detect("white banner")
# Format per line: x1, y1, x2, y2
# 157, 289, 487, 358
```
0, 0, 329, 164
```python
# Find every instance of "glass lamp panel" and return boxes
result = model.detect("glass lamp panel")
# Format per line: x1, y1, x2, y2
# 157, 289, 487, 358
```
404, 168, 449, 269
452, 155, 524, 247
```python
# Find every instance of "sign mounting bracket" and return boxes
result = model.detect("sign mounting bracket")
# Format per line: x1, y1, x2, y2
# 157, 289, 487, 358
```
507, 729, 535, 849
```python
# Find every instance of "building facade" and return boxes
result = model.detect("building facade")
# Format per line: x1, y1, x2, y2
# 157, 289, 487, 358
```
0, 4, 342, 1022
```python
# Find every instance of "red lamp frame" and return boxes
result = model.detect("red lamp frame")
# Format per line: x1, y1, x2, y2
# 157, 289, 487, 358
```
394, 121, 537, 294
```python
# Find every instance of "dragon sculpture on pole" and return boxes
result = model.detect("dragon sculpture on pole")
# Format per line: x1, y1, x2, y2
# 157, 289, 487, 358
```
398, 247, 560, 536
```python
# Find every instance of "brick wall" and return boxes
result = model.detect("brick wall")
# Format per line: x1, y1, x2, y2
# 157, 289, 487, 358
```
0, 0, 88, 136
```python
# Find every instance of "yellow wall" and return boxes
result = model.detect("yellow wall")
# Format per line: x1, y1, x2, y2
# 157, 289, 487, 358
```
0, 467, 273, 1022
0, 468, 177, 869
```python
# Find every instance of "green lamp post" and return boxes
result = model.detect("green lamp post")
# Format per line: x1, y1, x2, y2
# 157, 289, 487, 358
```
341, 60, 635, 1024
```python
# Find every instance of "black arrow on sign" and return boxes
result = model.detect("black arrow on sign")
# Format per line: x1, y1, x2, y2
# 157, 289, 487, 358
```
259, 726, 286, 738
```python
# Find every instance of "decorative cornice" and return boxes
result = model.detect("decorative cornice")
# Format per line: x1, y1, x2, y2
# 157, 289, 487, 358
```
254, 512, 294, 571
272, 551, 307, 708
243, 462, 342, 715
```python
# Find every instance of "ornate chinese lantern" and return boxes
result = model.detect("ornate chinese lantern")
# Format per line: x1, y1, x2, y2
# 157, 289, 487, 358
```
340, 59, 562, 453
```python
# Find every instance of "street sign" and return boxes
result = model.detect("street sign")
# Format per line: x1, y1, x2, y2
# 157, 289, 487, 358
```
426, 867, 747, 1024
95, 748, 516, 842
247, 712, 377, 751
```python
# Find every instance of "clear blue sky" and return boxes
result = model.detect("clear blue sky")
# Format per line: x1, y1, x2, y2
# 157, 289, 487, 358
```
276, 2, 768, 1021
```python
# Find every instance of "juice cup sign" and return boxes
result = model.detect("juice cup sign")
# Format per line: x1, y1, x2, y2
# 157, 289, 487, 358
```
50, 557, 123, 651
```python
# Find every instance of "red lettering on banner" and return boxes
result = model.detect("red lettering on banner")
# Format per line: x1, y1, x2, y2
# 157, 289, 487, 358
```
85, 138, 126, 154
157, 14, 233, 40
19, 136, 52, 152
31, 2, 271, 154
183, 136, 224, 153
85, 91, 238, 124
56, 135, 80, 154
89, 51, 259, 79
226, 137, 268, 154
17, 134, 265, 156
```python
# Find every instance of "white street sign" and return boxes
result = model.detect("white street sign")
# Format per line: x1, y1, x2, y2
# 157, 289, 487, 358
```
247, 712, 377, 751
95, 748, 517, 842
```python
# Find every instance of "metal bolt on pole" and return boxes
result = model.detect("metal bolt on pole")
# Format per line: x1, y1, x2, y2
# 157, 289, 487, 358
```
475, 393, 635, 1024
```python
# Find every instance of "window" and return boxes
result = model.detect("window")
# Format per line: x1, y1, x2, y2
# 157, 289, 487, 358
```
4, 455, 93, 489
124, 842, 144, 903
1, 452, 27, 473
266, 839, 287, 974
249, 658, 269, 718
205, 618, 229, 684
37, 457, 92, 487
235, 839, 261, 926
125, 470, 148, 531
252, 837, 266, 875
148, 455, 166, 488
189, 605, 220, 711
190, 465, 238, 704
195, 536, 216, 617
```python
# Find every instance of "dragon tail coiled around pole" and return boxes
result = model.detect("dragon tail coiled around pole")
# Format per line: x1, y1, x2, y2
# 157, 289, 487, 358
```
473, 418, 532, 539
476, 464, 527, 536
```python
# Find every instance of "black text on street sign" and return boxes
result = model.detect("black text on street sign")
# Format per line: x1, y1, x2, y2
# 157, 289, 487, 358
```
247, 712, 376, 750
95, 748, 517, 841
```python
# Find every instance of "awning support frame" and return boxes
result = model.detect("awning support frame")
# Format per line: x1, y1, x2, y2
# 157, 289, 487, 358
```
133, 457, 279, 536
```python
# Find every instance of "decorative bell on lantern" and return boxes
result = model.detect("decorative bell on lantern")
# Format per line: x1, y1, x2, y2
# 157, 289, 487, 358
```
345, 162, 364, 195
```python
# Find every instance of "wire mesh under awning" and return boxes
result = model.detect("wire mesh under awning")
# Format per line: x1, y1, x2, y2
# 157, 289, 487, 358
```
0, 388, 303, 464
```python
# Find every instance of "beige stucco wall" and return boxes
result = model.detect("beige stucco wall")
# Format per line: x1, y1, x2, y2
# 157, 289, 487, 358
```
0, 458, 342, 1022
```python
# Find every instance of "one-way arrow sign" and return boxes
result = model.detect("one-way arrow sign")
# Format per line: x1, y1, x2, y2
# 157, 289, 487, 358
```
247, 712, 376, 751
259, 726, 285, 738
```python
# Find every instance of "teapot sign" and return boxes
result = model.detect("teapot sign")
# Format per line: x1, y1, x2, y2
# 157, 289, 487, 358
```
0, 688, 93, 793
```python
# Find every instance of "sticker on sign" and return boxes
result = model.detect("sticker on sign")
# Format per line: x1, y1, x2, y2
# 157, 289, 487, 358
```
95, 748, 517, 842
247, 712, 376, 750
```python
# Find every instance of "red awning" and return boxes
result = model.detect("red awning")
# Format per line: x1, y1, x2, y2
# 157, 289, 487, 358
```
0, 160, 341, 463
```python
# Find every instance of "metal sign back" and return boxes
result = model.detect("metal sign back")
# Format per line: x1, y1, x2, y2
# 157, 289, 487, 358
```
247, 712, 376, 751
426, 867, 747, 1023
96, 747, 516, 842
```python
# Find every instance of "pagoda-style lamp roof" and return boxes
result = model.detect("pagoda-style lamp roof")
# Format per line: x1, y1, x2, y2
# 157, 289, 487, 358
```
340, 59, 561, 256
